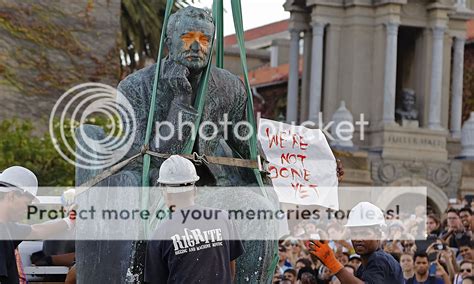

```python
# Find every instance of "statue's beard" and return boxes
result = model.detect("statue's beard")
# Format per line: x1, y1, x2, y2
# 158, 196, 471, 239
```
175, 52, 209, 72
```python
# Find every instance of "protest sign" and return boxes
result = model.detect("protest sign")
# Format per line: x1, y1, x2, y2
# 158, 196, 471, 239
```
258, 119, 339, 209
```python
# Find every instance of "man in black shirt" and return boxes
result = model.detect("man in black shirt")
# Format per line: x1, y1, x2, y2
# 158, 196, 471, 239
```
308, 202, 403, 284
145, 155, 244, 284
0, 223, 31, 284
406, 252, 445, 284
0, 166, 74, 284
441, 208, 471, 249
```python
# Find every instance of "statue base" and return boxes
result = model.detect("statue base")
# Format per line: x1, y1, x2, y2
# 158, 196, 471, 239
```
367, 124, 448, 162
400, 119, 419, 128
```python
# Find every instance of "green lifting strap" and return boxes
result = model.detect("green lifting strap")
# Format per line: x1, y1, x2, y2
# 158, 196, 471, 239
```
229, 1, 278, 281
143, 0, 217, 234
142, 0, 265, 194
230, 0, 265, 189
139, 1, 278, 281
140, 0, 174, 238
213, 0, 224, 68
181, 36, 216, 154
141, 0, 173, 188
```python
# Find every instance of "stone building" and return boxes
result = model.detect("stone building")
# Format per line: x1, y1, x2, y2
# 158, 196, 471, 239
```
279, 0, 474, 213
223, 0, 474, 213
0, 0, 121, 131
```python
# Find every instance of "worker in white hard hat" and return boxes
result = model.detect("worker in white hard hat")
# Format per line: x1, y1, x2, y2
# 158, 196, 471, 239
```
307, 202, 404, 284
156, 154, 201, 209
0, 166, 75, 284
145, 155, 244, 284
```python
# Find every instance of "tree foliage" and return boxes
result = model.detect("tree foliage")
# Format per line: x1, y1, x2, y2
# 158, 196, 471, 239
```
121, 0, 194, 72
0, 117, 118, 187
0, 119, 75, 187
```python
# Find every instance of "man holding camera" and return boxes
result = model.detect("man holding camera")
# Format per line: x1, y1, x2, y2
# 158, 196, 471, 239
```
442, 208, 471, 249
406, 252, 447, 284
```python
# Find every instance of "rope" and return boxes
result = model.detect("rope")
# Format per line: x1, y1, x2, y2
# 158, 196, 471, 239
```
76, 150, 264, 192
75, 152, 142, 195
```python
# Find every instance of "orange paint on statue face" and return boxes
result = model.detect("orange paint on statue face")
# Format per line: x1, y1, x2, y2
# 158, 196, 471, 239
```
180, 31, 210, 56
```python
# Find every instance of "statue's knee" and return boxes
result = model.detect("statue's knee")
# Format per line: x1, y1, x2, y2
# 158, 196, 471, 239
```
104, 170, 141, 187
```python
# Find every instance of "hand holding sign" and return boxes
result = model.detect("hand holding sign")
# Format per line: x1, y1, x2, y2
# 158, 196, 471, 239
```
258, 119, 339, 209
337, 159, 344, 182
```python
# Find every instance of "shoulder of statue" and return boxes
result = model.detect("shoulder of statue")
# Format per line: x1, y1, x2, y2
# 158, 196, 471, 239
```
118, 63, 158, 94
210, 66, 245, 90
209, 67, 247, 108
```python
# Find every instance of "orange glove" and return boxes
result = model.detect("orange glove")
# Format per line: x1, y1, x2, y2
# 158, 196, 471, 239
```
306, 240, 343, 274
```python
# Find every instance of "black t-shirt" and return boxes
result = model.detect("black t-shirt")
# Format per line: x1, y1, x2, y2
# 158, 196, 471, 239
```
406, 275, 444, 284
355, 249, 404, 284
0, 223, 32, 284
145, 205, 244, 284
440, 229, 471, 249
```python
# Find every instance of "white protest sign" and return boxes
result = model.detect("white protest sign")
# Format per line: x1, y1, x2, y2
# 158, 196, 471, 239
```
258, 119, 339, 209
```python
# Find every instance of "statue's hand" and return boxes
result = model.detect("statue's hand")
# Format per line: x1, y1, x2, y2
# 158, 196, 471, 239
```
161, 60, 193, 105
162, 59, 190, 78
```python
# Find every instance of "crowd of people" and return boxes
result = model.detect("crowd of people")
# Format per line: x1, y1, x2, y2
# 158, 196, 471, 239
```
2, 160, 474, 284
0, 162, 474, 284
273, 203, 474, 284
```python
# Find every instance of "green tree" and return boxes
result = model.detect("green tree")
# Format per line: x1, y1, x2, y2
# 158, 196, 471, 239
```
121, 0, 194, 71
0, 119, 75, 187
0, 117, 119, 187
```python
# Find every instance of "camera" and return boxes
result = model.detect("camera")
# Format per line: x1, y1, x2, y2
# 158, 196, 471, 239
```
435, 243, 445, 250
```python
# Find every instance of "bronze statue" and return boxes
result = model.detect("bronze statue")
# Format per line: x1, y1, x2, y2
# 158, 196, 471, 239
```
116, 6, 258, 186
75, 6, 278, 283
395, 88, 418, 122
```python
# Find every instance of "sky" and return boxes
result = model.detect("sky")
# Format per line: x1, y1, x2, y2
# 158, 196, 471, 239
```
192, 0, 289, 36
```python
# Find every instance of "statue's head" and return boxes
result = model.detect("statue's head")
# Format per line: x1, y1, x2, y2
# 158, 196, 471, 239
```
400, 88, 416, 112
166, 6, 215, 72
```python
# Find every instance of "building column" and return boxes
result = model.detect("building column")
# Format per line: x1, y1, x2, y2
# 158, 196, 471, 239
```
450, 36, 466, 138
286, 28, 301, 123
382, 22, 399, 125
322, 24, 341, 124
428, 26, 445, 130
308, 22, 326, 123
456, 0, 467, 9
300, 29, 312, 123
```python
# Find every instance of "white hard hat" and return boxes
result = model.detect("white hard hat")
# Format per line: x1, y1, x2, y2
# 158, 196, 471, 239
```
349, 254, 361, 261
0, 166, 39, 203
157, 155, 199, 190
345, 202, 386, 228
